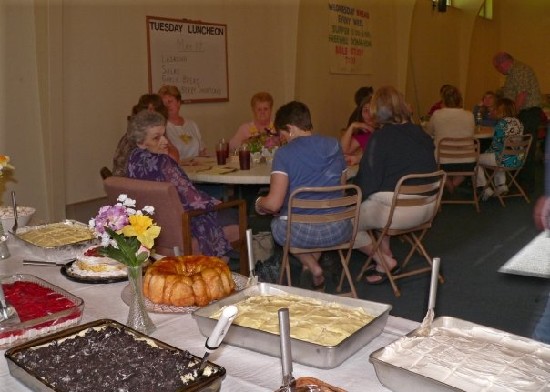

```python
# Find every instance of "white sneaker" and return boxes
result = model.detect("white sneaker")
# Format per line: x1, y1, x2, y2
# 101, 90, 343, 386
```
495, 185, 509, 196
481, 187, 494, 201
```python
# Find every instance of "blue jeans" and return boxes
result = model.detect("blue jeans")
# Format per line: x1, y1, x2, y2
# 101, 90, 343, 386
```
533, 292, 550, 344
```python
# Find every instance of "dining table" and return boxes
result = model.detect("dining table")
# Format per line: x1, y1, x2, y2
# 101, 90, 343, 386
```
183, 156, 359, 186
0, 237, 419, 392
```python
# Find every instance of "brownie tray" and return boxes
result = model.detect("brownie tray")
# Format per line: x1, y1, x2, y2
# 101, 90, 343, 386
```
370, 316, 550, 392
5, 319, 226, 392
193, 282, 392, 369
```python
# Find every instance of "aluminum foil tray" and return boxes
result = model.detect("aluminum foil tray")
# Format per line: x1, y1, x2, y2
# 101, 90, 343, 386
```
0, 274, 84, 349
193, 283, 392, 369
370, 316, 550, 391
11, 220, 97, 262
5, 319, 225, 392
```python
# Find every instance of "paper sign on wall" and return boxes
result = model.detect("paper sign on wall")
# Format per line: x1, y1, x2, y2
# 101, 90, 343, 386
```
328, 1, 373, 75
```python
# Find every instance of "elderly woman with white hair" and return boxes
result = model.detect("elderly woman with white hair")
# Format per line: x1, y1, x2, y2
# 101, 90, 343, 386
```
126, 110, 236, 257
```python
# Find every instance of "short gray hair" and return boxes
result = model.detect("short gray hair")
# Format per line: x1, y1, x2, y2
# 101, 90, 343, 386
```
127, 110, 166, 144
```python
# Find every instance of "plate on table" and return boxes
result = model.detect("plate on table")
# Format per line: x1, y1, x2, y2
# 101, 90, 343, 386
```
61, 260, 128, 284
121, 272, 248, 314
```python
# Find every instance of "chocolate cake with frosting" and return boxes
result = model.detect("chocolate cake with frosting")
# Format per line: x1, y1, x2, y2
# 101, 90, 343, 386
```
9, 323, 223, 392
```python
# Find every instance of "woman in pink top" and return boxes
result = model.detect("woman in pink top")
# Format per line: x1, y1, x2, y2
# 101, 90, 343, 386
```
229, 92, 276, 151
340, 94, 375, 165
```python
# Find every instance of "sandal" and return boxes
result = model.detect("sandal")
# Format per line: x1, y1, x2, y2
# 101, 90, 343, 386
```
365, 265, 400, 285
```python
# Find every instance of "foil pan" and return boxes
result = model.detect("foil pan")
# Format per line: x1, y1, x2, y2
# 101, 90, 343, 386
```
11, 220, 97, 262
5, 319, 226, 392
370, 316, 550, 391
193, 282, 392, 369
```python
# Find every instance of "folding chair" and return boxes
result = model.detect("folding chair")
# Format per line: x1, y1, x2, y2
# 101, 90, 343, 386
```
356, 170, 446, 297
437, 137, 480, 212
478, 134, 532, 206
277, 184, 362, 298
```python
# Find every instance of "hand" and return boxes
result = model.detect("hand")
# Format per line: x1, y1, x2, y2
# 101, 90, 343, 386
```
345, 154, 361, 166
533, 196, 550, 230
348, 122, 372, 134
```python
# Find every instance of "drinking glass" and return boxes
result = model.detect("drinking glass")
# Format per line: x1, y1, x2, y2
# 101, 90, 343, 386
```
216, 141, 228, 165
239, 144, 251, 170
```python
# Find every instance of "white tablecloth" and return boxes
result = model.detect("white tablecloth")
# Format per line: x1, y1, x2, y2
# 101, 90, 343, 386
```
0, 239, 418, 392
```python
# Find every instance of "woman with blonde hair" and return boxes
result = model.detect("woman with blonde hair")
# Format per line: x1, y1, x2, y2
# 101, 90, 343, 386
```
158, 85, 206, 160
353, 86, 437, 284
229, 92, 276, 151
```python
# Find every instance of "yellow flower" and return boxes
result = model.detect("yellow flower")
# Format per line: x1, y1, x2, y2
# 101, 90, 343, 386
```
121, 215, 161, 249
0, 155, 14, 177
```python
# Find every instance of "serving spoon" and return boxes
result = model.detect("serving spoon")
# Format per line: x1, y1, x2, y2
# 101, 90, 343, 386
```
11, 191, 18, 234
418, 257, 441, 336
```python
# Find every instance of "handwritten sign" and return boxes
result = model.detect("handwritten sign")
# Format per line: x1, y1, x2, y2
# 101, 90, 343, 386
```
328, 2, 373, 75
147, 16, 229, 103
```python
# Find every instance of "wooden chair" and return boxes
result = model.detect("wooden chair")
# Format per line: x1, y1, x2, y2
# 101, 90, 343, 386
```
103, 176, 249, 275
356, 170, 446, 297
478, 134, 533, 206
277, 184, 362, 298
437, 137, 480, 212
100, 166, 113, 180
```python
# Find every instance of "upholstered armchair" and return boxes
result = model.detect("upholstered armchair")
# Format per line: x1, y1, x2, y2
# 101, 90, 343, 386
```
103, 176, 248, 275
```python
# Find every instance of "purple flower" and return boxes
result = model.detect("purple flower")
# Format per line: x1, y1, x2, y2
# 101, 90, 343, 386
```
92, 205, 129, 234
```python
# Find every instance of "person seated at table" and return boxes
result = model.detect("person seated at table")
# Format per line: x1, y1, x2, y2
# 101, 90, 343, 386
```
477, 98, 525, 200
353, 86, 437, 284
346, 86, 374, 127
340, 93, 375, 166
473, 90, 497, 127
112, 94, 179, 177
255, 101, 350, 291
427, 84, 452, 117
229, 92, 277, 151
158, 84, 207, 160
426, 85, 475, 193
126, 110, 236, 258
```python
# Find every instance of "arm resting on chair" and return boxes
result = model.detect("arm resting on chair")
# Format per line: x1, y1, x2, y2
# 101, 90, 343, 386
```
181, 199, 249, 275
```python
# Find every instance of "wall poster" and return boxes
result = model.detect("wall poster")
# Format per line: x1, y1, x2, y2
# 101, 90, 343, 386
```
328, 1, 373, 75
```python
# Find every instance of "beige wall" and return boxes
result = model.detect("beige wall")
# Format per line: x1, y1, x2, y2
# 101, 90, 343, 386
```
1, 0, 550, 223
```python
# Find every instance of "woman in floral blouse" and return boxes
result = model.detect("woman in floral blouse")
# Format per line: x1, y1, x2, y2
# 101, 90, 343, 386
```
477, 98, 524, 200
126, 110, 235, 257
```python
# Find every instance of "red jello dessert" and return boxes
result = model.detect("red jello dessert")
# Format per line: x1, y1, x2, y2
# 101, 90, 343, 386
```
0, 275, 83, 348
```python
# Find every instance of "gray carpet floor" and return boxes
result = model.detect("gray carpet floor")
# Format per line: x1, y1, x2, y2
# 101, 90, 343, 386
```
244, 186, 550, 340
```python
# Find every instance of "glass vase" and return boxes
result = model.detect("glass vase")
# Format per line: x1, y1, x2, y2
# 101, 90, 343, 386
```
126, 264, 156, 335
0, 223, 10, 259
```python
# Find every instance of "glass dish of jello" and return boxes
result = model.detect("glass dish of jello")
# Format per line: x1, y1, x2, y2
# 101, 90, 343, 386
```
0, 274, 84, 348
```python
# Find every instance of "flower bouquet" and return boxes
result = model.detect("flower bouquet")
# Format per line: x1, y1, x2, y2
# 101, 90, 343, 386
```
89, 194, 161, 334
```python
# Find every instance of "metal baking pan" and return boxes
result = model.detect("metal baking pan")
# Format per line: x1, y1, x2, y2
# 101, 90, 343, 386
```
5, 319, 225, 392
11, 220, 97, 262
193, 282, 392, 369
370, 316, 550, 392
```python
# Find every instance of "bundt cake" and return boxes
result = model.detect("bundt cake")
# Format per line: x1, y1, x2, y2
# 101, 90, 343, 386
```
143, 255, 235, 307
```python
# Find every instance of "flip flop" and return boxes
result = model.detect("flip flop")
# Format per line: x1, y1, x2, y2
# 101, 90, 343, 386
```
365, 265, 401, 285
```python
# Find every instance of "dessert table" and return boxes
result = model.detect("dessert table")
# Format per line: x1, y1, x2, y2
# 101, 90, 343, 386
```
0, 238, 418, 392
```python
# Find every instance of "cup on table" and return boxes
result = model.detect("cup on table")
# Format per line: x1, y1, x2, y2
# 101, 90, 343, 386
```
216, 141, 228, 165
239, 144, 251, 170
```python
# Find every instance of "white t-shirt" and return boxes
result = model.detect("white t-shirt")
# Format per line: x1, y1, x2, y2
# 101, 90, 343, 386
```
427, 107, 475, 160
165, 119, 202, 159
